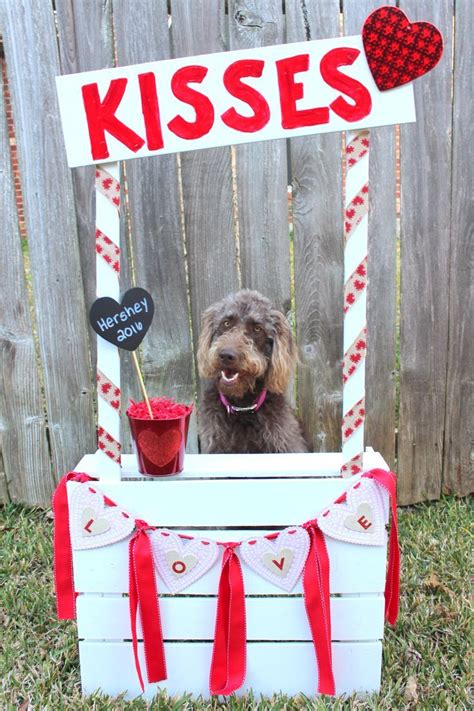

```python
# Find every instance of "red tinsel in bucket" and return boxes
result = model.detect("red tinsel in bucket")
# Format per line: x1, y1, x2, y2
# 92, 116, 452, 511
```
127, 397, 193, 476
127, 397, 192, 421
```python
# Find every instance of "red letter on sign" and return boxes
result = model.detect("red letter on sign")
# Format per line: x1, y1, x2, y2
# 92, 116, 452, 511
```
82, 79, 145, 160
138, 72, 164, 151
320, 48, 372, 122
276, 54, 329, 129
168, 65, 214, 139
221, 59, 270, 133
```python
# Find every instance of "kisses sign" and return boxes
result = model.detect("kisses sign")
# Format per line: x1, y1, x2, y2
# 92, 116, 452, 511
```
55, 34, 415, 168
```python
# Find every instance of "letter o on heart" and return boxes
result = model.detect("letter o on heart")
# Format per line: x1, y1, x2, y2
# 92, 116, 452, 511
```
172, 560, 186, 574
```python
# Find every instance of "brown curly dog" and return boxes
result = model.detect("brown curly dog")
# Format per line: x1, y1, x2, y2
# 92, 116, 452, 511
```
197, 289, 309, 453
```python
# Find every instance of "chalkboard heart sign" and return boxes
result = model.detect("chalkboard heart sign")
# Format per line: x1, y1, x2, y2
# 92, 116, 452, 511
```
89, 288, 154, 351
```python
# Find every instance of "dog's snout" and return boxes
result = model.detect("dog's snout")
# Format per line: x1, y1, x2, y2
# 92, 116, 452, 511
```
219, 349, 237, 366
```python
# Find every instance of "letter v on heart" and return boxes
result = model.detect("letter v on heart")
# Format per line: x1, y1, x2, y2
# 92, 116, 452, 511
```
240, 527, 310, 591
318, 478, 386, 546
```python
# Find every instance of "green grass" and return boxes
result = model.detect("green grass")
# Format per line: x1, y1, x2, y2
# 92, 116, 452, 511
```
1, 497, 472, 710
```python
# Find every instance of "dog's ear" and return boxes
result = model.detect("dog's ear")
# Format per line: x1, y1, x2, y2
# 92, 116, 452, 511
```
196, 307, 216, 378
266, 310, 296, 394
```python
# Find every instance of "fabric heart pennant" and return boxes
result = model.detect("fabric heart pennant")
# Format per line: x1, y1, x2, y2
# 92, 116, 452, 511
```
362, 6, 443, 91
240, 526, 310, 591
150, 529, 220, 593
69, 483, 135, 550
318, 477, 386, 546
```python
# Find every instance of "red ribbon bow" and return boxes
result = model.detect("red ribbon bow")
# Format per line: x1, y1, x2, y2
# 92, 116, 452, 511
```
363, 469, 400, 625
53, 471, 98, 619
302, 519, 335, 696
209, 542, 246, 695
53, 474, 167, 690
129, 520, 167, 691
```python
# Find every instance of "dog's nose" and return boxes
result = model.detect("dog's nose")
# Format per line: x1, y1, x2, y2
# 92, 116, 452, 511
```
219, 349, 237, 366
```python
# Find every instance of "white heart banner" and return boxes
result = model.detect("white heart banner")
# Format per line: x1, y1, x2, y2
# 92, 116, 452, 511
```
69, 483, 135, 550
318, 478, 386, 546
150, 529, 220, 593
240, 527, 310, 591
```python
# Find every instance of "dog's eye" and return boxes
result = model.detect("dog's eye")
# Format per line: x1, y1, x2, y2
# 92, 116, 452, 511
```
223, 320, 231, 328
253, 325, 262, 333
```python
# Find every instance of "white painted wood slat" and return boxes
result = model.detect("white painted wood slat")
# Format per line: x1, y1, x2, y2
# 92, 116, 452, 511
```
69, 473, 389, 530
69, 479, 352, 526
76, 594, 384, 642
95, 161, 122, 481
79, 641, 382, 698
76, 449, 389, 480
72, 532, 386, 596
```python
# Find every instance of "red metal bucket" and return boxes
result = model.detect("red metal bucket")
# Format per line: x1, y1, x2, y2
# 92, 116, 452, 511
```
127, 406, 192, 476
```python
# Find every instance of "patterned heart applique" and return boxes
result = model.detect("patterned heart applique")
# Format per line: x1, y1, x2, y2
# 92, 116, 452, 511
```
137, 428, 182, 467
149, 530, 220, 593
240, 527, 310, 591
318, 478, 386, 546
362, 6, 443, 91
69, 484, 135, 550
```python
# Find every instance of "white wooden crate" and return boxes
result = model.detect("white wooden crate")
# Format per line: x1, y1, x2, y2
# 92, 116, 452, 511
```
72, 449, 389, 699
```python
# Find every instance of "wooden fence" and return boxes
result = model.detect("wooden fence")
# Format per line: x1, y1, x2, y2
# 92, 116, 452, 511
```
0, 0, 472, 507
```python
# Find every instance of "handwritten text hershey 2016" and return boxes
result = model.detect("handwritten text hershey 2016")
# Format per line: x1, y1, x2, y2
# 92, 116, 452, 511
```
89, 288, 155, 351
96, 297, 149, 340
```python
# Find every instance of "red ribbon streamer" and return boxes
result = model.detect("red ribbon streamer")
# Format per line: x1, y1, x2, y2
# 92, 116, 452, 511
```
53, 471, 97, 619
363, 469, 400, 625
303, 520, 335, 696
129, 520, 167, 691
210, 543, 246, 696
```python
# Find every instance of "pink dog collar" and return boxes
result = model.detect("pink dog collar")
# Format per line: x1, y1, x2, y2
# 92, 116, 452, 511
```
219, 389, 267, 415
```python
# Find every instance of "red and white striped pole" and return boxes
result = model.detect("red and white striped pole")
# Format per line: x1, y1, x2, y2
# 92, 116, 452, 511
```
341, 130, 369, 477
95, 163, 122, 479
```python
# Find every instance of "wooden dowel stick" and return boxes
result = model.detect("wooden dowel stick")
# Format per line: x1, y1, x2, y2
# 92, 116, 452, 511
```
132, 351, 153, 419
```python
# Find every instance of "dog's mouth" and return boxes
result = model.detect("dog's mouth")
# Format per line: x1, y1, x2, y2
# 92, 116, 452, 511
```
220, 369, 240, 384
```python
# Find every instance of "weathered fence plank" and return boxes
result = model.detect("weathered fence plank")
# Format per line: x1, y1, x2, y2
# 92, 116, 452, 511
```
286, 0, 344, 451
443, 0, 474, 496
228, 1, 290, 311
114, 0, 197, 451
0, 59, 53, 504
1, 0, 95, 497
170, 0, 239, 363
344, 0, 397, 469
398, 0, 454, 504
55, 0, 114, 340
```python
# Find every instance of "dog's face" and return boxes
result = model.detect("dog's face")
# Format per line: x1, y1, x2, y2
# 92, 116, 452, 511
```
197, 289, 295, 398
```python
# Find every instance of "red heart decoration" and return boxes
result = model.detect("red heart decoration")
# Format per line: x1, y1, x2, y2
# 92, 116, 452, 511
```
137, 428, 182, 467
362, 6, 443, 91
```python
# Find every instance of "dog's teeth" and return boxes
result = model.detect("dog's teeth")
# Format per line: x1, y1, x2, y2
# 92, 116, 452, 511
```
221, 371, 239, 383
